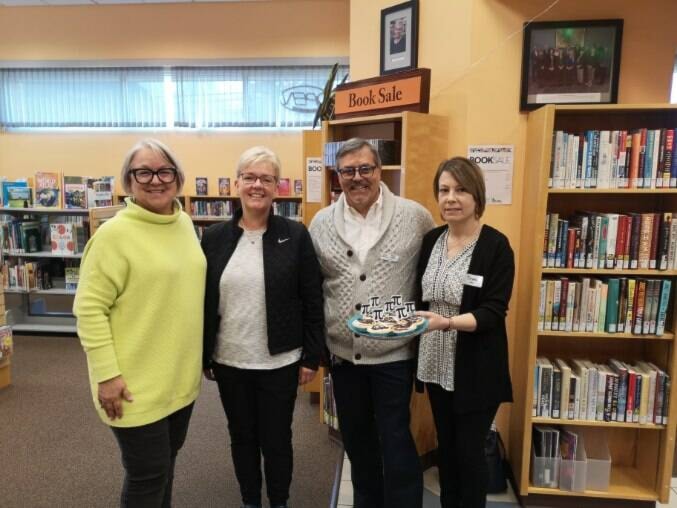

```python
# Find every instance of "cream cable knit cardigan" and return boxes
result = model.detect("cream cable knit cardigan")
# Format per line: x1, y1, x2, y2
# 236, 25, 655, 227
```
309, 184, 435, 364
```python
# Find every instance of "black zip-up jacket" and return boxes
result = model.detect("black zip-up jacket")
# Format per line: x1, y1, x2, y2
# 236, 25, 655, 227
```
415, 224, 514, 413
201, 208, 325, 370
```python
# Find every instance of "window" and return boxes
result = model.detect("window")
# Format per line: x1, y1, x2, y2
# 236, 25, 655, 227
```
0, 63, 348, 129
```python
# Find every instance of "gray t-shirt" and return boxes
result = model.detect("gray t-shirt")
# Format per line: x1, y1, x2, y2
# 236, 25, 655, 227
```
213, 228, 302, 369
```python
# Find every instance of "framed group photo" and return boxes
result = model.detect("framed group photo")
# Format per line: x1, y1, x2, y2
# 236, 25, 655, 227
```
520, 19, 623, 111
380, 0, 419, 75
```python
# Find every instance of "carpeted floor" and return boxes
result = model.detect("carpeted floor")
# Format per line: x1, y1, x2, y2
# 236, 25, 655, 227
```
0, 335, 342, 508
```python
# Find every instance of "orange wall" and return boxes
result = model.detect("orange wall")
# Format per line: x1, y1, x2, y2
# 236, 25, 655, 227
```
350, 0, 677, 439
0, 1, 349, 193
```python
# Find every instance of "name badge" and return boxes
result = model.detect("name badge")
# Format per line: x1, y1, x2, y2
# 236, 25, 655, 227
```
380, 253, 400, 262
463, 273, 484, 288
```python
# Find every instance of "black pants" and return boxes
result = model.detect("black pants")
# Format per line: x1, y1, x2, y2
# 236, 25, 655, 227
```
331, 359, 422, 508
213, 362, 299, 507
427, 383, 498, 508
111, 402, 194, 508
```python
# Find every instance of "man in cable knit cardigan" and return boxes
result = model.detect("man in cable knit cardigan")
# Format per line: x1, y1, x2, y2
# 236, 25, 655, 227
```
310, 138, 435, 508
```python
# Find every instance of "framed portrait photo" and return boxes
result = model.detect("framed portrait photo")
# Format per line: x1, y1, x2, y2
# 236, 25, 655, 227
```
380, 0, 419, 75
520, 19, 623, 111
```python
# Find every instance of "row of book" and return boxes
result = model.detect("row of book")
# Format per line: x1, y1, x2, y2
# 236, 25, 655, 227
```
539, 277, 671, 335
190, 199, 234, 218
533, 357, 670, 425
0, 218, 89, 256
1, 259, 79, 291
549, 127, 677, 189
272, 201, 302, 219
543, 211, 676, 271
0, 174, 115, 209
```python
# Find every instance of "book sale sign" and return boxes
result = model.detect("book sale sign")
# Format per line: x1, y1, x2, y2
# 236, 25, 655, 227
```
467, 145, 514, 205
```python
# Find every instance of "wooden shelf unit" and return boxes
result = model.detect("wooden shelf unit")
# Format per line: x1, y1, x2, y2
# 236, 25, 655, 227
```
321, 111, 448, 209
319, 112, 448, 458
0, 205, 123, 335
509, 104, 677, 504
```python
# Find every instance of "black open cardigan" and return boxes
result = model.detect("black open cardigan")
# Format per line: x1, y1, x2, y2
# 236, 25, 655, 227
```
415, 224, 515, 414
201, 208, 325, 371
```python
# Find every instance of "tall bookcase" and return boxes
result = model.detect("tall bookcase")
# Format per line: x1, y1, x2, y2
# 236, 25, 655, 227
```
320, 111, 448, 457
509, 104, 677, 505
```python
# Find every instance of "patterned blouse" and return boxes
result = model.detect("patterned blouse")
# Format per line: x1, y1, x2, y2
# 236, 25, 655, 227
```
417, 227, 477, 392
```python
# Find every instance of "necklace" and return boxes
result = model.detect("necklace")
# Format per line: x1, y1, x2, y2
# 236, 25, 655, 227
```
240, 219, 266, 244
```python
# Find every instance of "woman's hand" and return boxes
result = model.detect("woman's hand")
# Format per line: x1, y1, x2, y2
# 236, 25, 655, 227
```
416, 310, 450, 332
98, 375, 133, 421
298, 367, 317, 386
203, 368, 216, 381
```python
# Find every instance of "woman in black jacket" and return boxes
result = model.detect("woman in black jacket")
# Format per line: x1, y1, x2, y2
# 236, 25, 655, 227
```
201, 146, 324, 508
416, 157, 514, 508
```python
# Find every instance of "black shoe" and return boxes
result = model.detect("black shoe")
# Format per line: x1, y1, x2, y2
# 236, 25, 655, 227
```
241, 505, 261, 508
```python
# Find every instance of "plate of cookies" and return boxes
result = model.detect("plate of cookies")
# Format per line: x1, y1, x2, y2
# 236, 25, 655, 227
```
347, 313, 429, 339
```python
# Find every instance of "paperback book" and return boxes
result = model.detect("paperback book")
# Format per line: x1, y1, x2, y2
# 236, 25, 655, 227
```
35, 172, 61, 208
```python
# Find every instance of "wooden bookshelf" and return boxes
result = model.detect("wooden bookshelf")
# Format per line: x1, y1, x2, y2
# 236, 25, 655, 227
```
509, 104, 677, 505
0, 207, 91, 335
319, 111, 448, 457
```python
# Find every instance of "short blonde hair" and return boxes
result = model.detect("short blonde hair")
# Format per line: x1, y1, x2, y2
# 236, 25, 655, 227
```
236, 146, 281, 179
120, 139, 185, 194
433, 157, 486, 218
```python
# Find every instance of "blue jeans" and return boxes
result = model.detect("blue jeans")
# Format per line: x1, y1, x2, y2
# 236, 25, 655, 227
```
111, 402, 194, 508
331, 359, 422, 508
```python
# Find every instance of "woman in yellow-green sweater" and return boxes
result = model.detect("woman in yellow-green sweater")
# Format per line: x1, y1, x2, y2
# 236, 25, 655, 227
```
73, 139, 206, 508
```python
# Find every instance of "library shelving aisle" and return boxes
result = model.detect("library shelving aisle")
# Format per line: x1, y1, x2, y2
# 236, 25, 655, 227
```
0, 207, 90, 334
510, 104, 677, 506
320, 111, 448, 459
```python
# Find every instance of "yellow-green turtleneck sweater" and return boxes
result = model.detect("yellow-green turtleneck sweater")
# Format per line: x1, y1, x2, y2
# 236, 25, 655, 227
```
74, 198, 206, 427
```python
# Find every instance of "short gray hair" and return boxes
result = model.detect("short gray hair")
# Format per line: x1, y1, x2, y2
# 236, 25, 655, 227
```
236, 146, 281, 178
120, 139, 185, 194
335, 138, 381, 168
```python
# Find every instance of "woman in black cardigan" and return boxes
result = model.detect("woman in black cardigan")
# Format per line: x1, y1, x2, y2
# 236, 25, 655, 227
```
201, 146, 324, 508
416, 157, 514, 508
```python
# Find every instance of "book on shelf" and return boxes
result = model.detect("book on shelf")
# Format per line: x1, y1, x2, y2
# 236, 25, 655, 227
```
0, 179, 29, 208
49, 222, 87, 255
6, 186, 32, 208
63, 176, 88, 209
35, 171, 62, 208
195, 177, 208, 196
543, 210, 677, 271
190, 199, 233, 218
294, 179, 303, 197
549, 127, 677, 189
277, 178, 291, 197
218, 177, 231, 197
86, 176, 115, 207
65, 264, 80, 290
539, 276, 672, 336
534, 356, 670, 425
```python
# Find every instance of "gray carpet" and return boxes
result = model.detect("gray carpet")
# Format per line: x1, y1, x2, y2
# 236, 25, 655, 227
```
0, 335, 342, 508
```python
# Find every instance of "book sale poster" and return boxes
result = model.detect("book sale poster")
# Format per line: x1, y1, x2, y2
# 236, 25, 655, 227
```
467, 145, 514, 205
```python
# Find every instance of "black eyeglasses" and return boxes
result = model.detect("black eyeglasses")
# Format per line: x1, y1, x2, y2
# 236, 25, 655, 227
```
130, 168, 177, 184
239, 173, 277, 187
336, 165, 377, 180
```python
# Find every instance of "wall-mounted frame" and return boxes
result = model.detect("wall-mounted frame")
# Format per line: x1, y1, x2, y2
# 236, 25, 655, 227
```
380, 0, 419, 75
520, 19, 623, 111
